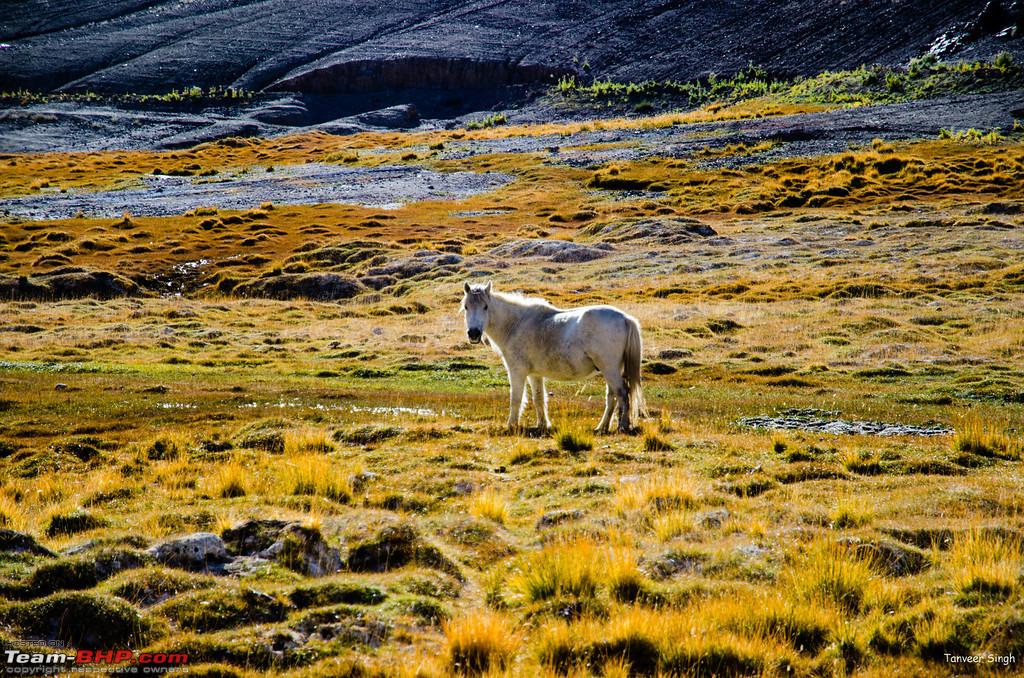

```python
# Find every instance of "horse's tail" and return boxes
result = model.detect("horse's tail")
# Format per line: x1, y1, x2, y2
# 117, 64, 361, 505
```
624, 315, 647, 423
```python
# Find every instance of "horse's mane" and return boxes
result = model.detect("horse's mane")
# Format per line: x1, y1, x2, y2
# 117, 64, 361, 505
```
492, 290, 558, 310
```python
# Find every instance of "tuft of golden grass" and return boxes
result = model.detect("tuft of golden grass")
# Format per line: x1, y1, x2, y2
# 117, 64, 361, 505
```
0, 490, 28, 532
787, 539, 874, 613
534, 604, 797, 676
947, 529, 1022, 599
641, 425, 674, 452
953, 416, 1022, 460
284, 426, 333, 455
442, 610, 520, 676
208, 460, 248, 498
278, 453, 352, 503
830, 495, 874, 529
469, 489, 509, 524
647, 509, 694, 542
614, 471, 700, 515
555, 428, 593, 454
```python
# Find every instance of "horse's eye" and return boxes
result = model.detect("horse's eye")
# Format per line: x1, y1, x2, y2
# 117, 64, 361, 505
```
484, 304, 488, 310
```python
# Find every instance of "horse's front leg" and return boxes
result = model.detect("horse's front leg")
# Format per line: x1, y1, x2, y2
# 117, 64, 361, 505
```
506, 369, 527, 432
528, 376, 552, 433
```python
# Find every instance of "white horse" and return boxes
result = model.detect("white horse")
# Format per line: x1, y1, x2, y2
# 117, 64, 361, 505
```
461, 281, 646, 434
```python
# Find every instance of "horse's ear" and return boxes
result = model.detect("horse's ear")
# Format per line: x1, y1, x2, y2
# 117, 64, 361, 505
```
463, 282, 471, 294
484, 281, 492, 295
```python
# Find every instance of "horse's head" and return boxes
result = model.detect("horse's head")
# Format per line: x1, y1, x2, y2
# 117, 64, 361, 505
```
461, 281, 492, 343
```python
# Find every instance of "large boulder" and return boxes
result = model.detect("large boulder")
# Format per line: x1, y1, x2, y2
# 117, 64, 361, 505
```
222, 519, 342, 577
355, 104, 419, 129
146, 533, 231, 572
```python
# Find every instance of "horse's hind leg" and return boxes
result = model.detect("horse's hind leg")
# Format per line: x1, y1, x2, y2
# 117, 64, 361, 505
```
528, 376, 552, 433
595, 383, 615, 434
600, 369, 631, 434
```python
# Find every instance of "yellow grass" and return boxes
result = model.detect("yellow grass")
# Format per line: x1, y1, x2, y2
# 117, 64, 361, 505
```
613, 471, 700, 515
947, 529, 1022, 598
442, 610, 520, 676
469, 489, 509, 524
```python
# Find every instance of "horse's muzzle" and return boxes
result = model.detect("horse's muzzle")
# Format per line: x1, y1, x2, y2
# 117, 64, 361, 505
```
467, 328, 483, 343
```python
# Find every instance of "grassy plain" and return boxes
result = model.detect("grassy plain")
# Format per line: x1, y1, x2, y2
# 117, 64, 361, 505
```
0, 88, 1023, 677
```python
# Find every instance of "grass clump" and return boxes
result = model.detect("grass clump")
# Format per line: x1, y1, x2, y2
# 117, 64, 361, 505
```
830, 496, 874, 529
0, 591, 150, 648
788, 540, 874, 613
642, 426, 674, 452
44, 509, 108, 537
948, 530, 1022, 602
283, 426, 333, 455
468, 489, 509, 524
505, 539, 649, 604
209, 460, 248, 498
443, 610, 519, 675
279, 453, 352, 503
289, 581, 386, 608
614, 471, 700, 515
953, 417, 1021, 460
466, 113, 508, 130
334, 425, 403, 446
155, 587, 286, 632
556, 428, 594, 453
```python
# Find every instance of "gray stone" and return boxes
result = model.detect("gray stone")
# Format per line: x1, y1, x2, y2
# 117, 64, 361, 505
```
536, 509, 585, 529
146, 532, 231, 571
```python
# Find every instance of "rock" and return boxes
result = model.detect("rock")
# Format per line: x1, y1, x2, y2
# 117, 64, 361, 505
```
355, 104, 419, 129
366, 251, 463, 279
697, 508, 730, 529
248, 99, 310, 125
0, 529, 56, 557
489, 239, 611, 263
453, 480, 474, 496
146, 532, 231, 572
657, 348, 693, 359
536, 509, 585, 529
0, 268, 140, 300
233, 272, 364, 301
54, 383, 68, 391
222, 519, 342, 577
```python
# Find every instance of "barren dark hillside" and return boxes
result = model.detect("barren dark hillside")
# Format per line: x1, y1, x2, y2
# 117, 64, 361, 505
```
1, 0, 1020, 100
